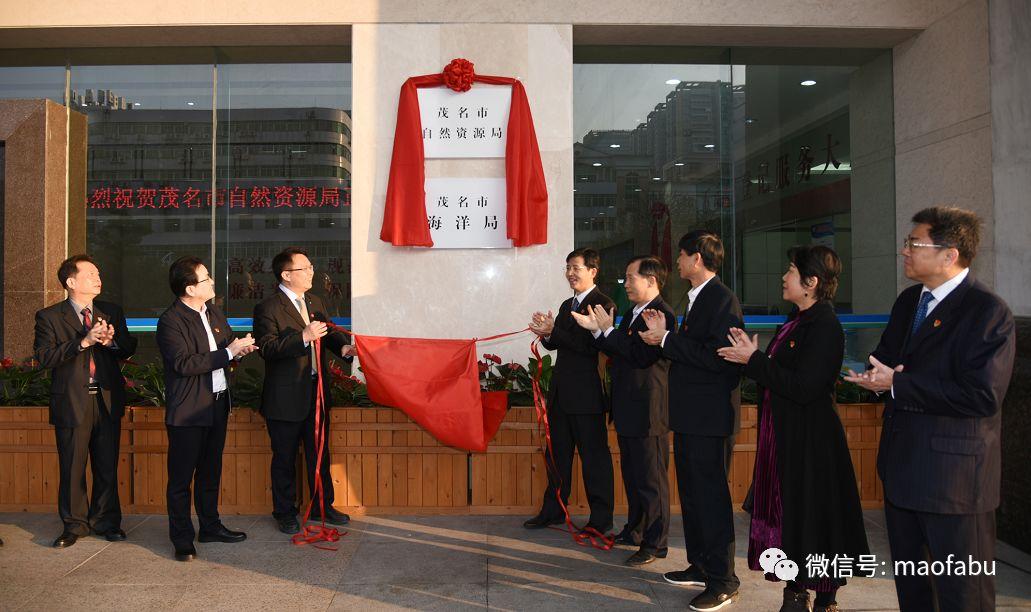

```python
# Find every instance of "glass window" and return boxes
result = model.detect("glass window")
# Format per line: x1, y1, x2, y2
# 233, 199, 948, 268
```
574, 48, 894, 365
215, 60, 351, 320
76, 64, 215, 320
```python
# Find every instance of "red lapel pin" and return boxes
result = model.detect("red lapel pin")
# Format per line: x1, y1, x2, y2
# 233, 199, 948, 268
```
933, 319, 941, 328
214, 327, 220, 334
789, 340, 796, 348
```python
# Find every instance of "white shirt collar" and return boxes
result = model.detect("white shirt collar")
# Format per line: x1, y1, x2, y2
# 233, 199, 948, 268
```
923, 267, 969, 304
574, 285, 595, 304
280, 284, 303, 303
68, 298, 94, 315
688, 275, 715, 304
632, 301, 651, 316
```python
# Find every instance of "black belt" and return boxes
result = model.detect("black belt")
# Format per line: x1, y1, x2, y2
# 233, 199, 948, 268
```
88, 384, 100, 395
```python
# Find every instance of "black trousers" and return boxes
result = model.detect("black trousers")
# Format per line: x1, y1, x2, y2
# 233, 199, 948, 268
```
539, 408, 614, 530
54, 394, 121, 536
617, 434, 669, 553
266, 382, 335, 518
675, 433, 740, 592
165, 395, 229, 546
885, 501, 996, 612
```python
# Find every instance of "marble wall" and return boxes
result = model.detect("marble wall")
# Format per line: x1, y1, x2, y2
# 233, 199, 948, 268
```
0, 100, 85, 360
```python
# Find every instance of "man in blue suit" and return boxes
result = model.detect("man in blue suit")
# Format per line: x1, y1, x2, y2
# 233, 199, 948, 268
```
847, 206, 1015, 612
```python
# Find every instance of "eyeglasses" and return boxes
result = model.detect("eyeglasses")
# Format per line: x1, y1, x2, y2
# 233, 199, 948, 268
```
564, 265, 589, 273
903, 237, 949, 250
285, 265, 315, 273
194, 276, 214, 285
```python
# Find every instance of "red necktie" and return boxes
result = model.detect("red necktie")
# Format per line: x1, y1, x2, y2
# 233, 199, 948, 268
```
82, 307, 96, 380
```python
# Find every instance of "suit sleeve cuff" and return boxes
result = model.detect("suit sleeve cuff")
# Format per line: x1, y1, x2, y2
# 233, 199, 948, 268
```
660, 331, 669, 348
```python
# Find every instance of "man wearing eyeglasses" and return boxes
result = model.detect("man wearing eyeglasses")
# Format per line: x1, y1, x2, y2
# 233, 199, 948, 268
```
524, 248, 616, 536
253, 247, 354, 534
157, 256, 258, 561
845, 207, 1015, 612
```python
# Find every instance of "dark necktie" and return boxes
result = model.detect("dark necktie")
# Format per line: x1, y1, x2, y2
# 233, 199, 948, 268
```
910, 291, 934, 337
571, 297, 580, 313
81, 307, 96, 380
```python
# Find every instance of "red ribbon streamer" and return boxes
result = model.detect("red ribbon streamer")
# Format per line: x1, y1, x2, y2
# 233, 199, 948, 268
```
291, 336, 346, 550
530, 338, 614, 551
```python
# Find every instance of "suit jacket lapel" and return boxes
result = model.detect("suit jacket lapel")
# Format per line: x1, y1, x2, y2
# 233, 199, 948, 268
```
61, 301, 85, 335
278, 290, 308, 329
903, 276, 972, 357
684, 276, 720, 331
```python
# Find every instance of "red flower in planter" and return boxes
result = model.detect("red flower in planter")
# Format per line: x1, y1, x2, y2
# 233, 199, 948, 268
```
507, 362, 521, 371
125, 380, 137, 389
478, 361, 489, 374
0, 357, 13, 369
484, 353, 502, 364
442, 58, 475, 92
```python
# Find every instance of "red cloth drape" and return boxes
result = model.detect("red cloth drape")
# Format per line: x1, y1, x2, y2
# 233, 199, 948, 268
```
354, 334, 507, 452
380, 74, 548, 247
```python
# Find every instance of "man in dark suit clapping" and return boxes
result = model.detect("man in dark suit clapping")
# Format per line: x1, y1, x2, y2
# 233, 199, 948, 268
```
254, 247, 354, 534
157, 256, 257, 561
573, 255, 676, 566
846, 207, 1016, 612
34, 255, 137, 548
640, 231, 743, 610
524, 248, 616, 535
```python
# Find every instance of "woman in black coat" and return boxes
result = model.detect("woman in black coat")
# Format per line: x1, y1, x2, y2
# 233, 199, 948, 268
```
718, 245, 869, 612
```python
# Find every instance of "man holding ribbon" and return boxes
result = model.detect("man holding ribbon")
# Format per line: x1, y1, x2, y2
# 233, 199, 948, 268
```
254, 247, 355, 535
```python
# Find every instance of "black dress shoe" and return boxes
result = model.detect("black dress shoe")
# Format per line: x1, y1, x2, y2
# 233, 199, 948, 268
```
664, 565, 707, 587
523, 514, 564, 529
310, 507, 350, 525
625, 548, 667, 566
613, 531, 640, 546
52, 531, 79, 548
197, 524, 247, 543
689, 587, 738, 611
277, 516, 301, 534
96, 528, 127, 542
174, 543, 197, 562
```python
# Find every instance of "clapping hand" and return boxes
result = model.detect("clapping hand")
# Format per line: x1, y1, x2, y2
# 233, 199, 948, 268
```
843, 355, 902, 393
529, 311, 555, 337
82, 320, 114, 348
302, 320, 328, 343
571, 305, 614, 333
716, 327, 760, 364
638, 309, 667, 346
228, 333, 258, 358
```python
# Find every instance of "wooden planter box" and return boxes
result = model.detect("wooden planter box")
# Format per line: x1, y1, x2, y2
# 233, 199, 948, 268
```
469, 403, 885, 514
0, 403, 883, 515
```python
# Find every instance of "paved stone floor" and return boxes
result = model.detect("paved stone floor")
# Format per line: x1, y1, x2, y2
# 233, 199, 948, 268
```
2, 510, 1030, 611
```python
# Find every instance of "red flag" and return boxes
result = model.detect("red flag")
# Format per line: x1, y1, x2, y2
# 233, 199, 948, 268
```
354, 334, 507, 452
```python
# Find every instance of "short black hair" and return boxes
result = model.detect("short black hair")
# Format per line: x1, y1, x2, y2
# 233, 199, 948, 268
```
169, 256, 204, 297
911, 206, 981, 267
787, 245, 841, 302
566, 248, 600, 270
628, 255, 668, 291
57, 254, 97, 290
678, 230, 724, 272
272, 247, 308, 283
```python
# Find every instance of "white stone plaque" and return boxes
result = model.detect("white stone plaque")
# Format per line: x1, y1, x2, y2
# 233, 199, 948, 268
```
419, 85, 511, 158
424, 178, 511, 248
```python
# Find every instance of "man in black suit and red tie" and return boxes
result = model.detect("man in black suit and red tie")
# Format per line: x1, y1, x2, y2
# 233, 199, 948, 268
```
846, 206, 1016, 612
573, 255, 676, 567
524, 248, 616, 535
34, 254, 137, 548
639, 231, 743, 611
254, 247, 354, 534
157, 256, 258, 561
